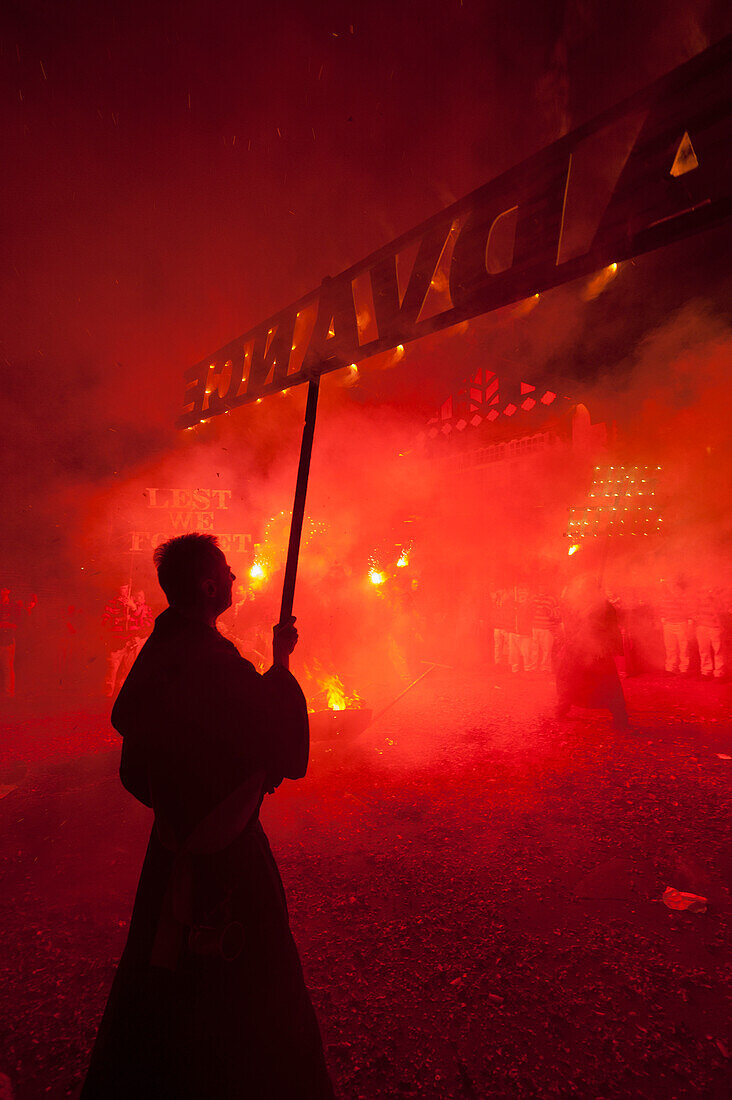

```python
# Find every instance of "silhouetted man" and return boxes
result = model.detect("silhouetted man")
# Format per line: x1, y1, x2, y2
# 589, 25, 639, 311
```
82, 533, 334, 1099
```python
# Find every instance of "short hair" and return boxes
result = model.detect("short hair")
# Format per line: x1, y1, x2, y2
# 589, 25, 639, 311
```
153, 533, 222, 607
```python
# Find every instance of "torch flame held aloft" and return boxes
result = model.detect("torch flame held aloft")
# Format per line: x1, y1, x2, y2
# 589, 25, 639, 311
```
369, 567, 385, 585
249, 562, 265, 580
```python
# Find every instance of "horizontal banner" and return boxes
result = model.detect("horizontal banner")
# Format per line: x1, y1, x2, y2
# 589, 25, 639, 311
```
178, 35, 732, 428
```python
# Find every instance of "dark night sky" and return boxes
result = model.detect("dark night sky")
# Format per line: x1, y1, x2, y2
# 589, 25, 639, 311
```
1, 0, 731, 582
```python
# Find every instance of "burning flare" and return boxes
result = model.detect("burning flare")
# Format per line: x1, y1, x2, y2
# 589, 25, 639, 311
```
315, 672, 362, 712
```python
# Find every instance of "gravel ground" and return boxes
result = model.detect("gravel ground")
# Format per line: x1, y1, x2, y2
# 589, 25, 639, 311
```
0, 669, 730, 1098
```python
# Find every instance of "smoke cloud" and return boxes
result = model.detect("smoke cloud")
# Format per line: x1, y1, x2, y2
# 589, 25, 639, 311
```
1, 0, 730, 723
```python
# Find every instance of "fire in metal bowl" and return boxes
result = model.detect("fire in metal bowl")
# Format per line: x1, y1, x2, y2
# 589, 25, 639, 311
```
309, 707, 373, 742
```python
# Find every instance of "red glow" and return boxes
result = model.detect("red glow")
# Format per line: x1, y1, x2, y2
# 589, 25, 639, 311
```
2, 10, 731, 1098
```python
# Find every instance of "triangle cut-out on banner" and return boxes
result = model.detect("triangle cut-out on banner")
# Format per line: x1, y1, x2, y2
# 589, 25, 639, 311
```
670, 131, 699, 177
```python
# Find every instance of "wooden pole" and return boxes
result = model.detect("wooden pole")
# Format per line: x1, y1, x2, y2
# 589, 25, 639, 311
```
279, 374, 321, 625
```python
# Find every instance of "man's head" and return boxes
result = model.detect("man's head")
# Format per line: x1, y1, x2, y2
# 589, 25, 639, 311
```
153, 533, 234, 618
119, 583, 131, 599
134, 590, 145, 605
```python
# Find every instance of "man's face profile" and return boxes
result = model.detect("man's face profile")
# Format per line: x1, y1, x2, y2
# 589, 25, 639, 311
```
211, 550, 235, 615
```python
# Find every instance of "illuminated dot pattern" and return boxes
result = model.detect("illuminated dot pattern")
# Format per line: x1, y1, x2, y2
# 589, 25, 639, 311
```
566, 466, 663, 539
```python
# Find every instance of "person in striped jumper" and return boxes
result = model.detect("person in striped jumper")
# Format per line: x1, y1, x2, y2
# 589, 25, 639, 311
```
658, 578, 693, 675
506, 585, 533, 674
695, 586, 726, 680
530, 585, 560, 673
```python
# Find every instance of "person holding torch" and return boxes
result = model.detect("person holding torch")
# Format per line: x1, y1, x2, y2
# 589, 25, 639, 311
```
82, 532, 333, 1099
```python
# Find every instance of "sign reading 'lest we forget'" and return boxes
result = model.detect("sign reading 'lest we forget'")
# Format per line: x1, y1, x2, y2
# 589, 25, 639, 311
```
126, 488, 252, 554
178, 36, 732, 429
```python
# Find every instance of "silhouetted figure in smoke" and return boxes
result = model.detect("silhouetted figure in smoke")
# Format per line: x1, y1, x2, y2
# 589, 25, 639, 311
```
555, 575, 629, 731
82, 533, 334, 1099
102, 583, 137, 697
607, 588, 633, 679
0, 585, 37, 699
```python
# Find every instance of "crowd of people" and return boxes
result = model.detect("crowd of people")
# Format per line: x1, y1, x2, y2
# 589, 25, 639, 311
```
489, 577, 729, 682
0, 569, 728, 708
490, 584, 561, 675
658, 578, 728, 680
487, 576, 729, 729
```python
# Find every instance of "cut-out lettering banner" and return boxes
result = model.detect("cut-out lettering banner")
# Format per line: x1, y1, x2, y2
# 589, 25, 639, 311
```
178, 36, 732, 428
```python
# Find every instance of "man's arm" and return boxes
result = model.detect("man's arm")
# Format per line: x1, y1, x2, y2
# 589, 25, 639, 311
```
262, 616, 309, 784
262, 665, 309, 783
112, 643, 160, 808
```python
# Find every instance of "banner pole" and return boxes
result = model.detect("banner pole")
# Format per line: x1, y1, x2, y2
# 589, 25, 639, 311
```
279, 374, 321, 625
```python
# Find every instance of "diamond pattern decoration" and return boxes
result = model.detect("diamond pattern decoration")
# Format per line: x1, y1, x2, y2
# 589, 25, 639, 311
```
426, 371, 568, 438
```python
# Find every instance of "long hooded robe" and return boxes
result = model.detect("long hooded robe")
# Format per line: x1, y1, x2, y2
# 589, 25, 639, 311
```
81, 607, 334, 1099
555, 584, 628, 727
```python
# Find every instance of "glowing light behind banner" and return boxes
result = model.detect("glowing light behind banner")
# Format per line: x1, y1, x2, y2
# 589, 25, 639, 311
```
179, 36, 732, 428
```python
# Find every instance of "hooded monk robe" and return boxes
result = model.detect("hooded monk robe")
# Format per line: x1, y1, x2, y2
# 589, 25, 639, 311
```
82, 607, 334, 1099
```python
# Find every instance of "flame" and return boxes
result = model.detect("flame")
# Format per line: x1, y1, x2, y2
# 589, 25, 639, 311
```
369, 567, 385, 585
249, 562, 265, 580
317, 672, 361, 712
568, 544, 580, 556
324, 674, 347, 711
